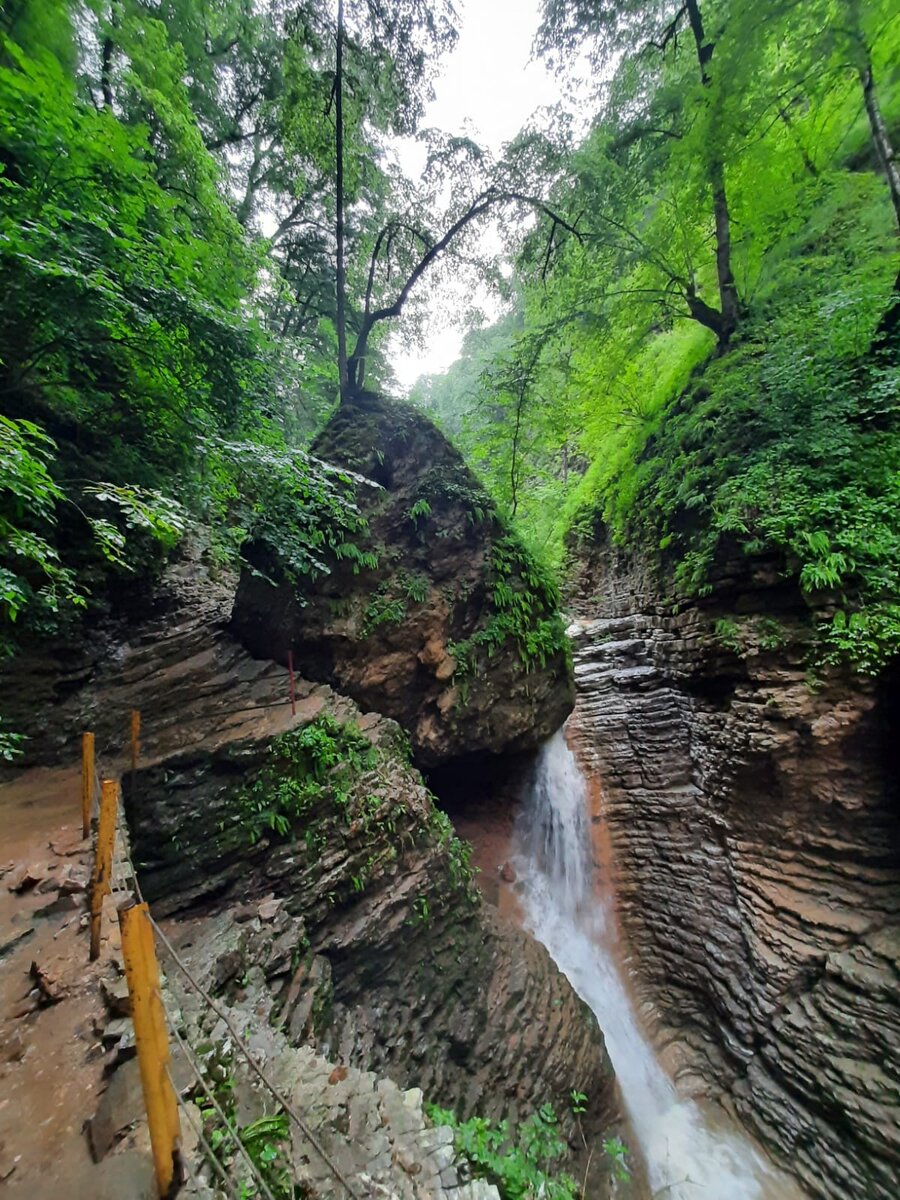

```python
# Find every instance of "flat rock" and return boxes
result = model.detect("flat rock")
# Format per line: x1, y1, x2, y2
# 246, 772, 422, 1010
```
29, 959, 67, 1004
0, 925, 34, 960
7, 863, 46, 893
101, 977, 132, 1018
88, 1058, 145, 1161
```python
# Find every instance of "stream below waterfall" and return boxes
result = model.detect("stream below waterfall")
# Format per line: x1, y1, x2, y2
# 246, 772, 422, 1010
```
511, 729, 804, 1200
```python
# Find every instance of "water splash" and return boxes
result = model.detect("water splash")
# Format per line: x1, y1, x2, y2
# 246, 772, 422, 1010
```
513, 728, 798, 1200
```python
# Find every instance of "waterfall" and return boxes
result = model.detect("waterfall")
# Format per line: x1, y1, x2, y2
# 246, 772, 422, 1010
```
513, 729, 799, 1200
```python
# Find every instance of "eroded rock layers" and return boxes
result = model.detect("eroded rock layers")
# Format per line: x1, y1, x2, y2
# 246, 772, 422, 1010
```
126, 688, 615, 1139
567, 542, 899, 1200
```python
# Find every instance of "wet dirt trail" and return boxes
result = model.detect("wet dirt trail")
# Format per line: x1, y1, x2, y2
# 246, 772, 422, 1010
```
0, 764, 156, 1199
0, 566, 323, 1196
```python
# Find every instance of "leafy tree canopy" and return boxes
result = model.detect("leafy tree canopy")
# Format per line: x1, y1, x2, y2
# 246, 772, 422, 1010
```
413, 0, 900, 674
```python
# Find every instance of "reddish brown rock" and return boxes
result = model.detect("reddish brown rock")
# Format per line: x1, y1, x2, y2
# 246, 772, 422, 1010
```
7, 863, 45, 893
29, 960, 67, 1005
568, 540, 899, 1200
125, 706, 616, 1140
231, 393, 573, 768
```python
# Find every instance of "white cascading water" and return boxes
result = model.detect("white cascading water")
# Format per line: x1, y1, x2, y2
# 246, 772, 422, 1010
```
513, 729, 796, 1200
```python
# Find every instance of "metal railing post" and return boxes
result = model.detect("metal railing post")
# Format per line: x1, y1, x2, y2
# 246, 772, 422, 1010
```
89, 779, 118, 961
81, 732, 95, 839
118, 900, 182, 1197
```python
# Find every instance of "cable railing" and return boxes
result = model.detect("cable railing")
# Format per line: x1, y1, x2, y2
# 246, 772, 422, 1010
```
80, 706, 359, 1200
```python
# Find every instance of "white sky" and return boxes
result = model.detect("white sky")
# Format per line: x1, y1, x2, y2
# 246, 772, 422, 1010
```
387, 0, 563, 391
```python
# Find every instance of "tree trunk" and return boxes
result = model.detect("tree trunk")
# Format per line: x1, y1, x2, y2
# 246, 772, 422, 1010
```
711, 170, 740, 343
858, 60, 900, 234
101, 37, 114, 107
335, 0, 349, 402
684, 0, 740, 345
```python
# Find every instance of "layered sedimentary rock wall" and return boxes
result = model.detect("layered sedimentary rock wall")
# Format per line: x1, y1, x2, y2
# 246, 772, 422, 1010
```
126, 700, 615, 1135
17, 551, 611, 1147
567, 539, 899, 1200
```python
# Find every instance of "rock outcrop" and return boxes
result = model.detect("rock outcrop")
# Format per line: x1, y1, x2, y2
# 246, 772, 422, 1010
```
163, 910, 504, 1200
231, 393, 574, 767
1, 558, 615, 1194
567, 538, 900, 1200
126, 701, 615, 1138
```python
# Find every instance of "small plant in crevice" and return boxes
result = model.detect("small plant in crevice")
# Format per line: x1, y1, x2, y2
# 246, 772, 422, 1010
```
0, 717, 25, 762
362, 582, 407, 636
602, 1136, 630, 1184
713, 617, 743, 654
190, 1047, 296, 1200
408, 496, 432, 524
424, 803, 478, 903
237, 1113, 297, 1200
233, 714, 377, 846
757, 616, 787, 651
425, 1101, 578, 1200
360, 569, 431, 636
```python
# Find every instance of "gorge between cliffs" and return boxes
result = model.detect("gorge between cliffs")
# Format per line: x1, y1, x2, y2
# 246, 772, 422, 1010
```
1, 391, 896, 1200
2, 2, 899, 1191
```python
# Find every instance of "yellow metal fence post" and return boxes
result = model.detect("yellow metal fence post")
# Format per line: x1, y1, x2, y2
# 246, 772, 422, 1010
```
118, 900, 181, 1198
81, 731, 95, 839
89, 779, 118, 961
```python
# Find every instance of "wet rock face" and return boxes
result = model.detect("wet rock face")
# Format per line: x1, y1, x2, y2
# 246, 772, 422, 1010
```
126, 706, 616, 1138
567, 541, 900, 1200
231, 393, 574, 767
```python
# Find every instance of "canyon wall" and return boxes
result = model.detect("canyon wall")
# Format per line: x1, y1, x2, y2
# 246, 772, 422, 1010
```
126, 701, 616, 1137
2, 550, 614, 1153
567, 538, 899, 1200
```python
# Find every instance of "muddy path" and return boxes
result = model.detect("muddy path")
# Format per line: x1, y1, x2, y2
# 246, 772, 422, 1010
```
0, 765, 156, 1198
0, 568, 302, 1195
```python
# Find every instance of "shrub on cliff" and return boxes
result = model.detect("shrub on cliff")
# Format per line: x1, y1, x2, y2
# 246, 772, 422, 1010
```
565, 175, 900, 673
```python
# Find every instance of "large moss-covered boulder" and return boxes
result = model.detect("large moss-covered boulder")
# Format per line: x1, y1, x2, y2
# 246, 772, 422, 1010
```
231, 392, 574, 766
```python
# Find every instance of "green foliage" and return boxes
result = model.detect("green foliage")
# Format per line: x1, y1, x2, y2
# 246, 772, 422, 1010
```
714, 619, 743, 654
237, 1113, 295, 1200
0, 415, 80, 632
362, 580, 408, 636
408, 497, 432, 523
449, 535, 569, 682
191, 1042, 295, 1200
231, 711, 476, 922
0, 717, 25, 761
235, 715, 377, 844
425, 1103, 578, 1200
576, 193, 900, 673
424, 803, 477, 898
83, 483, 186, 566
602, 1136, 630, 1183
361, 569, 430, 635
413, 0, 900, 675
204, 438, 369, 587
0, 1, 434, 680
0, 19, 355, 665
0, 411, 192, 649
